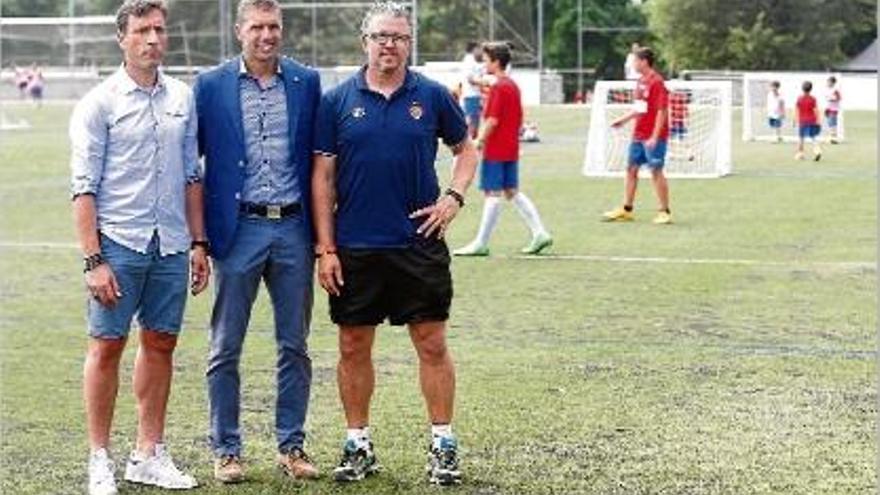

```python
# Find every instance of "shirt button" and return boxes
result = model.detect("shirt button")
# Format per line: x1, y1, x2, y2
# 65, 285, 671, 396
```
234, 192, 241, 200
262, 135, 267, 141
238, 160, 245, 167
263, 159, 269, 164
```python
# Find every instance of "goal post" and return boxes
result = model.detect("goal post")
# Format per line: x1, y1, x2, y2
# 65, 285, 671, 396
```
742, 72, 845, 143
583, 80, 733, 179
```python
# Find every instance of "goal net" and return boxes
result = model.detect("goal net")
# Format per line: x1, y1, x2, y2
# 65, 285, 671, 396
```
583, 80, 732, 178
0, 16, 118, 68
742, 72, 845, 142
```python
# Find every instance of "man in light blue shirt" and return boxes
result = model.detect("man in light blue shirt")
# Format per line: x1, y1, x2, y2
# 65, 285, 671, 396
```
69, 1, 209, 494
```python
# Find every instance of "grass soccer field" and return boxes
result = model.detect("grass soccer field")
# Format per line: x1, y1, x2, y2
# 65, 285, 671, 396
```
0, 102, 876, 494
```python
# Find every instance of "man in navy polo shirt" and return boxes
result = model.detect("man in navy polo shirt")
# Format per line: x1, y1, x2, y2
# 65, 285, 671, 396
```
312, 2, 478, 485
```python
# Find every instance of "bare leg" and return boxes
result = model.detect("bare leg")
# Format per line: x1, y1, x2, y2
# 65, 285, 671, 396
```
337, 326, 377, 428
651, 169, 670, 211
624, 166, 639, 207
408, 321, 455, 424
133, 329, 178, 456
84, 337, 127, 451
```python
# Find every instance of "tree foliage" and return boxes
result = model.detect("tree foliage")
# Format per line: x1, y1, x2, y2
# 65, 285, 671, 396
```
648, 0, 876, 71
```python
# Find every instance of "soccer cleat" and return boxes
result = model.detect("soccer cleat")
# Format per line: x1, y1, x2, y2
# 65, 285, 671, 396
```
653, 211, 673, 225
521, 233, 553, 255
452, 241, 489, 257
813, 148, 823, 161
602, 206, 634, 222
88, 449, 118, 495
333, 439, 380, 482
124, 443, 197, 489
277, 447, 320, 480
214, 455, 245, 484
794, 152, 805, 160
426, 436, 461, 486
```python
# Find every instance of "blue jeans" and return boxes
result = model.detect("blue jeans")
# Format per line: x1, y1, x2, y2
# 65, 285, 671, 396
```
207, 214, 314, 456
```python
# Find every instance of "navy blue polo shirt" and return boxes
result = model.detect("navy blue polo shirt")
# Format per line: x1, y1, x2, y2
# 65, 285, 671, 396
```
314, 68, 467, 248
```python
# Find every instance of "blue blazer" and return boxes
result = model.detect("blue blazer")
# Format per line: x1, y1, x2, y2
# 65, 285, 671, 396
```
194, 57, 321, 260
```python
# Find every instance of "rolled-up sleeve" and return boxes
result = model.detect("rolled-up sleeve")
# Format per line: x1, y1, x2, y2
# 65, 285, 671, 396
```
183, 91, 201, 184
69, 95, 107, 198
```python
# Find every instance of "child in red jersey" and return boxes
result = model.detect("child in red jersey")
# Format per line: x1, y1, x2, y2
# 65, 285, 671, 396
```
795, 81, 822, 161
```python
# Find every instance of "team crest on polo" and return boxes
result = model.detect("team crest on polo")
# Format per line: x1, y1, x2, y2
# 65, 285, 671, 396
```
409, 102, 424, 120
352, 107, 366, 118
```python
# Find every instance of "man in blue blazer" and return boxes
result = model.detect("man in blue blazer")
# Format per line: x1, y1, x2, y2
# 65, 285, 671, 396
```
193, 0, 320, 483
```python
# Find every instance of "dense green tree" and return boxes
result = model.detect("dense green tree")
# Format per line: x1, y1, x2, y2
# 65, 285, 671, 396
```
648, 0, 876, 71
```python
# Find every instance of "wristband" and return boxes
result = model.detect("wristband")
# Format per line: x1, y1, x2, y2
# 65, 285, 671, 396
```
444, 188, 465, 208
83, 253, 106, 273
315, 245, 337, 257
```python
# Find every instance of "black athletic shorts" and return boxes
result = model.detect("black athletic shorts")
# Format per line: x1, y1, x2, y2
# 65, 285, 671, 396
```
329, 238, 453, 326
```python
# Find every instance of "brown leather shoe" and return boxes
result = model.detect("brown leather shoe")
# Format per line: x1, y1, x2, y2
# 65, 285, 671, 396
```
277, 448, 320, 480
214, 455, 245, 484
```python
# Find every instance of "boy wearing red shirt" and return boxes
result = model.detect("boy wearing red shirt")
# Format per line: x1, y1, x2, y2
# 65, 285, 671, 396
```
603, 47, 672, 225
795, 81, 822, 161
454, 42, 552, 256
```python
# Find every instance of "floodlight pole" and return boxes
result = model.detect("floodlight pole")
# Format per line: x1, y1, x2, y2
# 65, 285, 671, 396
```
537, 0, 543, 71
577, 0, 583, 95
69, 0, 75, 68
411, 0, 418, 65
310, 0, 317, 66
488, 0, 495, 40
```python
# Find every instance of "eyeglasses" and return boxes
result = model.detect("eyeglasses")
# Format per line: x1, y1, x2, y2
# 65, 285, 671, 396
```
365, 32, 412, 45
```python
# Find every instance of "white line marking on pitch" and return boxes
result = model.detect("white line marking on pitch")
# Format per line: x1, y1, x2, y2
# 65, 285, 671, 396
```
0, 242, 874, 270
0, 241, 79, 250
502, 253, 874, 270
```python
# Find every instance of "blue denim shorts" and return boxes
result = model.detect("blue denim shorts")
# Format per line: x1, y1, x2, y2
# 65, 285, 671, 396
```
480, 160, 519, 191
628, 140, 667, 169
87, 232, 189, 339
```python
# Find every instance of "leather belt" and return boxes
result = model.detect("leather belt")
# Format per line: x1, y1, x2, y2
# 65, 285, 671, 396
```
239, 202, 301, 219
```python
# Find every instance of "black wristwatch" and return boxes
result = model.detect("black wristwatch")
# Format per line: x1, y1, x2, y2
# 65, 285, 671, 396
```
444, 188, 465, 208
83, 253, 106, 273
191, 240, 210, 255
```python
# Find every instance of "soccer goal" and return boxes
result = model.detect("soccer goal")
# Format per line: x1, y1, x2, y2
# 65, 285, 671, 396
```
583, 80, 733, 178
742, 72, 845, 143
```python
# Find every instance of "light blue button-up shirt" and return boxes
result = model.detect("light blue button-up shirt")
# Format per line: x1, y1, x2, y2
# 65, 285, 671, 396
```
238, 58, 300, 205
69, 66, 200, 255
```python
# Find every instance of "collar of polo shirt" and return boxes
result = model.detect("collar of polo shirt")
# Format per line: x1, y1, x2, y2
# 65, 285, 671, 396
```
354, 65, 419, 94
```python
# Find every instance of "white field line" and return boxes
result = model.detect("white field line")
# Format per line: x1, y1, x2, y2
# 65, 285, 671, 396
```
502, 253, 875, 270
0, 241, 874, 270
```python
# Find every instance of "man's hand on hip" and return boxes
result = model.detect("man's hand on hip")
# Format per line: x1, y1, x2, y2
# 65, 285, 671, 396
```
410, 194, 461, 239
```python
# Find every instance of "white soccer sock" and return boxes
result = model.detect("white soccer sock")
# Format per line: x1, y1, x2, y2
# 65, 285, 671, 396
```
511, 192, 548, 239
431, 424, 453, 438
473, 196, 502, 247
347, 426, 371, 448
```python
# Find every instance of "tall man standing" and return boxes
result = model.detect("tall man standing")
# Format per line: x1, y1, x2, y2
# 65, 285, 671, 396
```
312, 2, 479, 486
603, 47, 673, 225
71, 1, 208, 493
194, 0, 321, 483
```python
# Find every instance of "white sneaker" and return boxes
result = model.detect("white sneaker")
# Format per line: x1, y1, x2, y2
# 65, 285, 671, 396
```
124, 443, 198, 489
88, 449, 118, 495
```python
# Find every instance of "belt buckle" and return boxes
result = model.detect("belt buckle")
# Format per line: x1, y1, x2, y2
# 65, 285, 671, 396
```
266, 204, 282, 219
